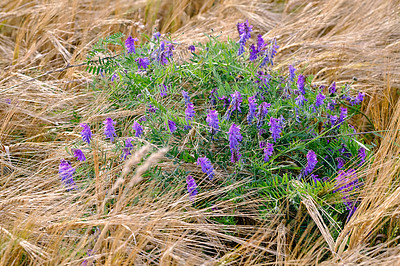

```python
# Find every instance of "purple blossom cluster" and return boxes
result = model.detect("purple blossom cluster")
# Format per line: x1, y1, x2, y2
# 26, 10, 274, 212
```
103, 118, 117, 142
125, 36, 138, 54
335, 169, 359, 217
186, 175, 198, 201
59, 160, 76, 191
224, 91, 243, 121
197, 157, 215, 180
80, 123, 92, 144
227, 124, 243, 163
206, 110, 220, 136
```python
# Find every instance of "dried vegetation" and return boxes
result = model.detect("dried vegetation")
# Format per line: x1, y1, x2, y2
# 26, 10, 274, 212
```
1, 0, 400, 264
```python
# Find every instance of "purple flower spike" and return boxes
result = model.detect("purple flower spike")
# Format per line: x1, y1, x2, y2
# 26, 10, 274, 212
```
289, 65, 296, 82
337, 157, 345, 169
73, 149, 86, 161
264, 142, 274, 162
122, 138, 134, 159
160, 84, 168, 97
297, 75, 306, 95
256, 102, 271, 129
269, 117, 282, 142
335, 169, 359, 216
358, 147, 366, 164
227, 124, 242, 163
247, 96, 258, 124
261, 38, 279, 67
249, 44, 258, 61
125, 36, 138, 54
305, 150, 318, 176
351, 92, 365, 105
338, 107, 348, 125
315, 92, 326, 107
182, 90, 191, 105
224, 91, 243, 121
327, 100, 336, 111
237, 20, 253, 56
59, 159, 76, 191
80, 123, 92, 144
136, 57, 150, 70
295, 94, 308, 107
166, 120, 177, 133
111, 72, 118, 82
185, 103, 195, 130
329, 82, 337, 95
188, 45, 195, 53
209, 88, 218, 108
206, 110, 220, 136
197, 156, 215, 180
148, 104, 159, 114
186, 175, 198, 201
132, 121, 143, 137
103, 118, 117, 142
153, 32, 161, 41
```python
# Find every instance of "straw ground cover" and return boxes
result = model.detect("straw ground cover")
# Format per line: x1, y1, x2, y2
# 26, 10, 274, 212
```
1, 0, 400, 264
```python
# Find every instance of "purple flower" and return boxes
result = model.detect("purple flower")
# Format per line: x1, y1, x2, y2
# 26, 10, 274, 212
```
80, 123, 92, 144
257, 34, 267, 50
227, 124, 242, 163
335, 169, 359, 215
337, 157, 345, 169
206, 110, 220, 136
166, 120, 176, 133
304, 150, 317, 176
103, 118, 117, 142
264, 142, 274, 162
329, 115, 338, 127
136, 57, 150, 70
122, 138, 134, 159
259, 128, 266, 136
256, 102, 271, 129
148, 104, 159, 114
237, 20, 253, 55
73, 149, 86, 161
188, 45, 195, 53
358, 147, 366, 164
160, 84, 168, 97
329, 82, 336, 95
327, 100, 336, 111
247, 96, 258, 124
268, 117, 282, 142
249, 44, 258, 61
186, 175, 198, 201
182, 90, 191, 105
260, 38, 279, 67
59, 159, 76, 190
224, 91, 243, 121
132, 121, 143, 137
125, 36, 138, 54
295, 94, 308, 107
197, 157, 215, 180
350, 92, 365, 105
185, 103, 195, 130
289, 65, 296, 82
338, 107, 348, 124
153, 32, 161, 41
209, 88, 218, 108
111, 72, 118, 82
218, 96, 230, 109
297, 75, 306, 95
315, 92, 326, 107
259, 141, 266, 148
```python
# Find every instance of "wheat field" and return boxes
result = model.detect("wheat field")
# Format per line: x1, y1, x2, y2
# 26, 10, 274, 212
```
1, 0, 400, 264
